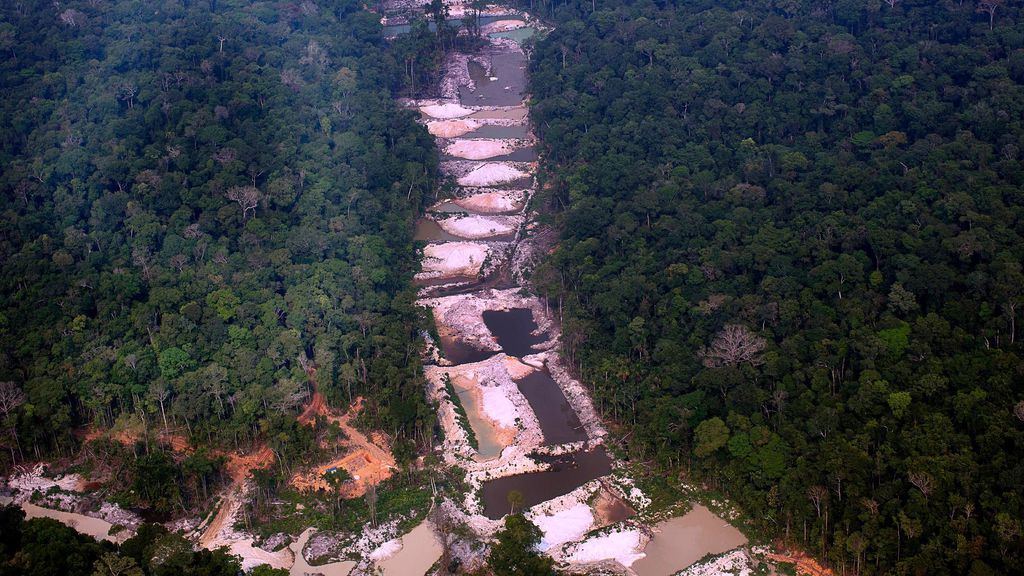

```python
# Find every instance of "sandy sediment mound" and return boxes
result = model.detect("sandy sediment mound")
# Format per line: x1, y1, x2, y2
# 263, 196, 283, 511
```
421, 102, 476, 119
441, 159, 533, 179
421, 288, 557, 349
417, 242, 489, 280
482, 19, 528, 34
444, 138, 523, 160
6, 464, 83, 501
564, 527, 648, 568
428, 119, 482, 138
436, 213, 520, 240
532, 502, 595, 553
455, 189, 528, 213
457, 163, 530, 186
424, 355, 543, 464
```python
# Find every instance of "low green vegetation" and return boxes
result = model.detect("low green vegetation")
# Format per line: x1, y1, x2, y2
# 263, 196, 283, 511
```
443, 372, 480, 451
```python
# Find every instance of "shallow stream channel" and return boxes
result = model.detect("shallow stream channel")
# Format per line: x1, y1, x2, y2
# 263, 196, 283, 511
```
402, 4, 751, 574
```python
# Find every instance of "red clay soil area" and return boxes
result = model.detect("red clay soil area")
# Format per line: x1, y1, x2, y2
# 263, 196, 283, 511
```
291, 394, 396, 498
766, 549, 835, 576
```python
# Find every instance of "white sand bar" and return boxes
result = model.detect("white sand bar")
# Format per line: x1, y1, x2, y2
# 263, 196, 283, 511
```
567, 528, 646, 567
428, 119, 482, 138
457, 163, 530, 187
421, 102, 476, 119
455, 190, 526, 214
437, 214, 518, 239
445, 138, 520, 160
533, 503, 595, 552
417, 242, 489, 279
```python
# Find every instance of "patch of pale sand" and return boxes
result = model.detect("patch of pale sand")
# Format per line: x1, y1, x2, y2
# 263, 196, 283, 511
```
457, 163, 530, 187
369, 538, 403, 561
455, 190, 526, 214
450, 373, 516, 456
427, 355, 536, 449
480, 381, 519, 428
503, 356, 536, 380
484, 19, 527, 33
444, 138, 519, 160
428, 119, 481, 138
533, 503, 595, 552
7, 464, 83, 500
436, 214, 517, 240
567, 528, 646, 568
421, 102, 476, 119
417, 242, 488, 278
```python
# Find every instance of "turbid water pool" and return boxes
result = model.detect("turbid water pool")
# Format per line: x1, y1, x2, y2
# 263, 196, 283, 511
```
631, 504, 748, 576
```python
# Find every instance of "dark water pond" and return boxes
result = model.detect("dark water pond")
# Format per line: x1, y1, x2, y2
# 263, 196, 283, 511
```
490, 146, 537, 162
481, 308, 547, 357
415, 218, 464, 242
515, 369, 587, 445
439, 334, 496, 365
459, 53, 527, 107
428, 201, 470, 214
480, 448, 612, 519
463, 124, 530, 139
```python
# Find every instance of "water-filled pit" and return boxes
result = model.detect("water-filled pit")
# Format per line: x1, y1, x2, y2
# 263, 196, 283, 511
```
481, 308, 548, 357
480, 448, 612, 519
459, 54, 528, 108
515, 369, 587, 445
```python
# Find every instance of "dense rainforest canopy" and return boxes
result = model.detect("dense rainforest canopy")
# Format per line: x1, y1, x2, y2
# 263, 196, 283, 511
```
530, 0, 1024, 573
0, 0, 437, 509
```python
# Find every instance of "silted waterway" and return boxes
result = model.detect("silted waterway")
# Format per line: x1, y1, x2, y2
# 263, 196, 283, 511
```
480, 448, 612, 519
388, 4, 751, 572
405, 1, 610, 544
